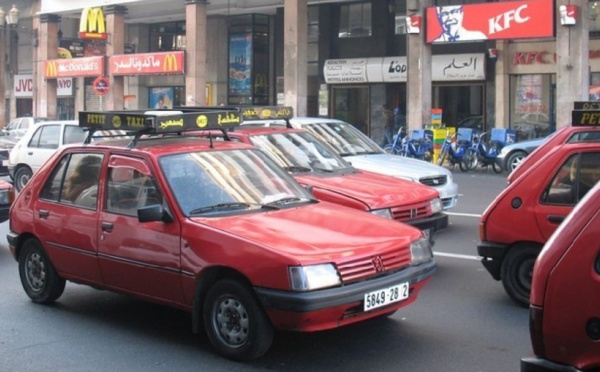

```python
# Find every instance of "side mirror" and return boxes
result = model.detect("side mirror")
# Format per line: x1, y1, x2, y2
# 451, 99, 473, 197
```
138, 204, 174, 223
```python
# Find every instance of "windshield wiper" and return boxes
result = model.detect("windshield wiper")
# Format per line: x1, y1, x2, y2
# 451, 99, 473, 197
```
282, 165, 312, 173
264, 197, 316, 208
189, 202, 279, 215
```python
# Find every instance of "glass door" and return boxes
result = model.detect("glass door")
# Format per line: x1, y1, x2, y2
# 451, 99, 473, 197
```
332, 86, 370, 135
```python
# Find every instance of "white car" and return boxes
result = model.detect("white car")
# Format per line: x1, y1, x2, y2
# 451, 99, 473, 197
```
8, 120, 86, 191
3, 117, 54, 139
242, 117, 459, 210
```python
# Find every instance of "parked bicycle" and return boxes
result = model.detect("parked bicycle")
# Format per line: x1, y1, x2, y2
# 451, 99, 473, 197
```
436, 130, 471, 172
382, 126, 407, 155
385, 129, 433, 162
465, 131, 503, 173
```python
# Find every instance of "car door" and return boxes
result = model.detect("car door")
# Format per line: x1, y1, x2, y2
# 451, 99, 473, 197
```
25, 124, 63, 173
97, 154, 185, 303
34, 151, 105, 283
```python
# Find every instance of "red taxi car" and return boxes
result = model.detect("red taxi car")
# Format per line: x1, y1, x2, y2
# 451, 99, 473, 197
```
7, 109, 436, 361
507, 106, 600, 183
196, 107, 447, 242
478, 110, 600, 307
521, 180, 600, 371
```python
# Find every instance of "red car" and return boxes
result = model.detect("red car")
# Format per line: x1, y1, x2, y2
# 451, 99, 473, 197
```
478, 112, 600, 307
521, 179, 600, 371
7, 109, 436, 361
507, 110, 600, 184
200, 124, 447, 242
0, 179, 14, 223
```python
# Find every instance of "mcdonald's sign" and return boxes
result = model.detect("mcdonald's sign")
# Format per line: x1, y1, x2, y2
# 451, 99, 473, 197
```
45, 61, 58, 78
109, 52, 185, 75
79, 7, 107, 40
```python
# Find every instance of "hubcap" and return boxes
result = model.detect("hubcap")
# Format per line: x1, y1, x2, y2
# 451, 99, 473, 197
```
518, 258, 535, 292
26, 252, 46, 292
213, 296, 249, 348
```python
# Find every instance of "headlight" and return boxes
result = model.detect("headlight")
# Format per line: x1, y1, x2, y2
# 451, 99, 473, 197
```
371, 208, 392, 219
430, 198, 443, 214
289, 264, 341, 291
410, 238, 433, 265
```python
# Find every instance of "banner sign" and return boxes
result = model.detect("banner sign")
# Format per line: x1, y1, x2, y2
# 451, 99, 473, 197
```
44, 56, 104, 78
324, 54, 485, 84
109, 51, 185, 75
426, 0, 554, 44
14, 74, 73, 97
79, 7, 107, 40
572, 110, 600, 126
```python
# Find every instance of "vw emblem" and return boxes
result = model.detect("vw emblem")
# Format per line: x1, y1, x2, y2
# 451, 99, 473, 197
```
372, 256, 385, 273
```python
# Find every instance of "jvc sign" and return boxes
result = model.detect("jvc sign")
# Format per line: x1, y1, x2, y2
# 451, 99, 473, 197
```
14, 75, 73, 97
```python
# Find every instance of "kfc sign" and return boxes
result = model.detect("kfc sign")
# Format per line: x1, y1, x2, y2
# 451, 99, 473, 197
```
426, 0, 553, 44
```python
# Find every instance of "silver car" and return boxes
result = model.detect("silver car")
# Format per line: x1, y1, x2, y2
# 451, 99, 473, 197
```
244, 117, 459, 210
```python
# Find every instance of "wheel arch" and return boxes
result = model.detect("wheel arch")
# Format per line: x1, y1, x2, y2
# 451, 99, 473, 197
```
191, 266, 255, 334
11, 232, 38, 262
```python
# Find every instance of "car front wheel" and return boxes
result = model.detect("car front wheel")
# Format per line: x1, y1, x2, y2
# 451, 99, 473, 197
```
14, 166, 33, 192
506, 151, 527, 172
203, 279, 274, 361
501, 245, 540, 308
19, 239, 66, 304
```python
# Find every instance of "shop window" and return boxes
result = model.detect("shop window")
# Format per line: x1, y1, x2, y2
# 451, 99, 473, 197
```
510, 75, 553, 140
590, 73, 600, 101
308, 6, 319, 77
339, 2, 372, 38
590, 2, 600, 33
150, 22, 186, 52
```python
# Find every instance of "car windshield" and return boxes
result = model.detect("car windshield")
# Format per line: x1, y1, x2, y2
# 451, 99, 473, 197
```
249, 131, 351, 173
159, 148, 314, 216
302, 121, 383, 156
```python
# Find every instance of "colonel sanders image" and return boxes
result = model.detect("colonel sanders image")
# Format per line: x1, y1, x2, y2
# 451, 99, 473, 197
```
433, 5, 487, 42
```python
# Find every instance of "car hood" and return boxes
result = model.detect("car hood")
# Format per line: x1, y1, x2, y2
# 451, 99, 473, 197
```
195, 202, 421, 263
343, 154, 450, 180
294, 171, 438, 208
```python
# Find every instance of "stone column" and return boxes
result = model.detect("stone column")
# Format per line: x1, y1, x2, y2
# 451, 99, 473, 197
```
494, 40, 510, 129
105, 5, 126, 110
0, 21, 7, 127
185, 0, 207, 106
406, 0, 432, 131
556, 0, 589, 128
36, 14, 59, 119
284, 0, 308, 117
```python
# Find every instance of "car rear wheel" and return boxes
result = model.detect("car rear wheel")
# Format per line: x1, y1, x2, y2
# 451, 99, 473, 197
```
14, 166, 33, 192
18, 239, 66, 304
501, 245, 540, 308
506, 151, 527, 172
204, 279, 274, 361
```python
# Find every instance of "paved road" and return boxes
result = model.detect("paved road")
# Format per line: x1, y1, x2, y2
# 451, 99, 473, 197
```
0, 169, 532, 371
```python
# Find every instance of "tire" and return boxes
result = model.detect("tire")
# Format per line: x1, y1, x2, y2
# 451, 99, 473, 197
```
383, 145, 394, 154
18, 239, 66, 304
500, 245, 540, 308
492, 159, 503, 174
506, 151, 527, 172
437, 148, 448, 166
204, 279, 274, 361
14, 166, 33, 192
464, 149, 478, 171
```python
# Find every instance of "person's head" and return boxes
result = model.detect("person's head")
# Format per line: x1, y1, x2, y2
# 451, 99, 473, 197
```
436, 5, 464, 35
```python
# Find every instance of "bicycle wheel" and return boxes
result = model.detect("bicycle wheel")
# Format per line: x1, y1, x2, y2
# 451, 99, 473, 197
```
492, 159, 503, 173
463, 149, 478, 171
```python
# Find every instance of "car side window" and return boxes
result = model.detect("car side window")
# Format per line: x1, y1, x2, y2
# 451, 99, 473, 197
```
64, 126, 86, 145
106, 166, 162, 216
28, 125, 60, 149
40, 153, 104, 209
542, 152, 600, 205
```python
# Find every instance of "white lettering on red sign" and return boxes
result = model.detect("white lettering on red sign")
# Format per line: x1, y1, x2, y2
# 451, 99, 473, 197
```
488, 5, 530, 35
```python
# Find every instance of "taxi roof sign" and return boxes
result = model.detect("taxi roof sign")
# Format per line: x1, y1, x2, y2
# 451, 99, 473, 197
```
240, 106, 294, 121
571, 110, 600, 126
78, 109, 242, 134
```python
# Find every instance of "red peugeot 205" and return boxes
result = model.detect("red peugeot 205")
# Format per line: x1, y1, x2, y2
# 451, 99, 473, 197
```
8, 108, 437, 361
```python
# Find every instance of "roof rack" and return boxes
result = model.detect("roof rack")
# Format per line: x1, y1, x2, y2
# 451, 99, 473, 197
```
78, 108, 242, 147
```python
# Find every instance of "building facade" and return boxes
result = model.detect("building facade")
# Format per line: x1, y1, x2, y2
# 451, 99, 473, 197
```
0, 0, 595, 144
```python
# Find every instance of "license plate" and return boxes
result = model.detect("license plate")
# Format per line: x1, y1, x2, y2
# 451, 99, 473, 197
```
363, 282, 409, 311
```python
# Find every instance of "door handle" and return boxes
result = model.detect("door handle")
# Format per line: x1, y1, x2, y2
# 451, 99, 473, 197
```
38, 210, 49, 219
547, 215, 565, 224
27, 152, 33, 156
101, 222, 114, 232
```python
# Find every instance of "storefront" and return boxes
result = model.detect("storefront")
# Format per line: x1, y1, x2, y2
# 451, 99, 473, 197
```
14, 74, 75, 119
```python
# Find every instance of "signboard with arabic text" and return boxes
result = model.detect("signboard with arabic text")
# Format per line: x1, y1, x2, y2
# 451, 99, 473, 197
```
109, 51, 185, 75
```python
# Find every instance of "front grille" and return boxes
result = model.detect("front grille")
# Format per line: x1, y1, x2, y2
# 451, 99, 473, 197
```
336, 250, 411, 283
390, 201, 431, 222
419, 175, 447, 187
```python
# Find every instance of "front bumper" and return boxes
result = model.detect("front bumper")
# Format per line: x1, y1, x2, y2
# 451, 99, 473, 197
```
477, 240, 510, 280
521, 357, 583, 372
255, 259, 436, 332
407, 212, 449, 236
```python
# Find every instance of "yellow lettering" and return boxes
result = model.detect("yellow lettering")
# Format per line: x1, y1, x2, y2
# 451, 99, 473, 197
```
126, 116, 145, 127
86, 114, 105, 125
159, 119, 184, 129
